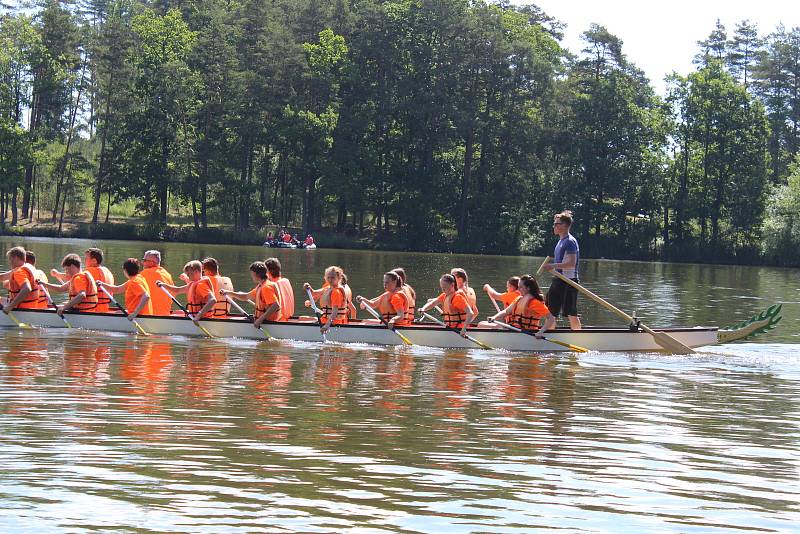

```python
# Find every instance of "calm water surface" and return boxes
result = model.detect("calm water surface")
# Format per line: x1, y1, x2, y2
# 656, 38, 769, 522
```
1, 236, 798, 532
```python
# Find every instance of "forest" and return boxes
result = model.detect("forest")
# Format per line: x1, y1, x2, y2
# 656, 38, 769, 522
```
1, 0, 799, 264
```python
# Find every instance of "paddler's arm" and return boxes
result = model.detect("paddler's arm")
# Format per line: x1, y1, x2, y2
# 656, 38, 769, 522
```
49, 269, 68, 283
128, 293, 150, 320
40, 280, 70, 293
0, 271, 11, 282
320, 305, 337, 334
219, 288, 252, 301
155, 280, 189, 295
461, 304, 474, 337
97, 280, 128, 294
488, 302, 514, 323
59, 291, 85, 315
254, 302, 280, 328
535, 314, 557, 339
482, 284, 502, 299
356, 294, 382, 309
542, 252, 577, 273
193, 294, 216, 323
3, 280, 31, 312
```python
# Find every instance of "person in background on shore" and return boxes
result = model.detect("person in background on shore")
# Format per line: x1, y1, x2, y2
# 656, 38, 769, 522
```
0, 246, 40, 313
483, 276, 521, 310
97, 258, 153, 319
451, 268, 478, 320
356, 271, 411, 326
282, 231, 293, 244
304, 234, 314, 247
221, 261, 282, 327
140, 250, 174, 316
41, 253, 98, 316
539, 210, 582, 332
50, 248, 115, 312
265, 257, 294, 320
156, 260, 216, 323
303, 266, 348, 333
420, 274, 474, 337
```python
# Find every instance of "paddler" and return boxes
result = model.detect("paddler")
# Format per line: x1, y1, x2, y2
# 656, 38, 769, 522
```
0, 246, 40, 313
419, 274, 474, 337
221, 261, 282, 328
306, 269, 357, 319
41, 253, 99, 316
156, 260, 216, 323
25, 250, 49, 308
486, 275, 550, 330
483, 276, 521, 309
356, 271, 412, 326
265, 257, 295, 320
97, 258, 153, 319
303, 266, 348, 333
140, 250, 174, 316
201, 257, 233, 318
50, 248, 115, 313
451, 268, 478, 319
391, 267, 416, 321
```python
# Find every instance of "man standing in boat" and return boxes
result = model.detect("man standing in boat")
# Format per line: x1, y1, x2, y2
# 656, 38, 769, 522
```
540, 210, 582, 331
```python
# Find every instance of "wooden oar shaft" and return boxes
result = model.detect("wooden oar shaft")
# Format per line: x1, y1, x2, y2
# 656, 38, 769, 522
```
359, 298, 413, 346
98, 285, 148, 336
0, 302, 27, 328
548, 269, 694, 354
494, 319, 588, 353
421, 311, 493, 350
38, 284, 72, 328
158, 284, 215, 338
226, 296, 271, 339
536, 256, 551, 276
306, 287, 328, 342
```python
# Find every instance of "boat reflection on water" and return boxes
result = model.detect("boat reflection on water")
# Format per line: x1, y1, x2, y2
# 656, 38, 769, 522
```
118, 341, 174, 414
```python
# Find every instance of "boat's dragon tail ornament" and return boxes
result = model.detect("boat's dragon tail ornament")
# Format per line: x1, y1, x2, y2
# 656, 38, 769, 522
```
717, 304, 783, 344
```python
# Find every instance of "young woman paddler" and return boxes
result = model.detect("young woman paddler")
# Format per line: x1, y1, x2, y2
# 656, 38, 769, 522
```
303, 266, 349, 334
486, 275, 550, 330
356, 271, 412, 326
419, 274, 474, 338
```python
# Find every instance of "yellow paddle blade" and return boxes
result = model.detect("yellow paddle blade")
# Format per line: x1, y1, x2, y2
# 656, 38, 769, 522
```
132, 320, 150, 336
651, 331, 695, 354
543, 336, 589, 353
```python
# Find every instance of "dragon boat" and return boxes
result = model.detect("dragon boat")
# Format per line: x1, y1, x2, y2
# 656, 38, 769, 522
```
0, 304, 782, 352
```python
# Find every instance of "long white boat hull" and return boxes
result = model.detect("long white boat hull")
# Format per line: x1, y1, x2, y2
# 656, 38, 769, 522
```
0, 308, 722, 352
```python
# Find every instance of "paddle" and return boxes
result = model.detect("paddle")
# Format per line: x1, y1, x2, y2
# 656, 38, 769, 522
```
0, 301, 30, 329
536, 256, 551, 276
492, 319, 589, 353
420, 311, 494, 350
489, 294, 501, 313
225, 295, 272, 340
98, 285, 149, 336
305, 286, 329, 342
39, 284, 72, 328
547, 269, 696, 355
357, 297, 413, 346
157, 283, 216, 338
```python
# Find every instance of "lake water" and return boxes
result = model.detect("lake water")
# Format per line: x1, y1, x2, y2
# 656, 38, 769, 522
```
1, 236, 798, 532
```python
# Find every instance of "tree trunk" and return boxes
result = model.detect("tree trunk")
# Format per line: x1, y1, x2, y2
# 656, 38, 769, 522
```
93, 70, 114, 225
457, 126, 474, 240
11, 188, 18, 226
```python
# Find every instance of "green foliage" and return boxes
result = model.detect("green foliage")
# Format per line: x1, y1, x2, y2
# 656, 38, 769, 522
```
762, 157, 800, 264
1, 2, 799, 265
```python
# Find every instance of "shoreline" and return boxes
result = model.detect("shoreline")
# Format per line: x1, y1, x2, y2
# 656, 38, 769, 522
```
1, 221, 796, 269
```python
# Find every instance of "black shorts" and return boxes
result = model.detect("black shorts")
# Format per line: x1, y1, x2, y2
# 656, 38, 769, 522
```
546, 277, 579, 318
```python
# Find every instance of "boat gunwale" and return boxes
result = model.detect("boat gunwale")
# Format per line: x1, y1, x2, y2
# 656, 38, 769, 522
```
6, 308, 719, 334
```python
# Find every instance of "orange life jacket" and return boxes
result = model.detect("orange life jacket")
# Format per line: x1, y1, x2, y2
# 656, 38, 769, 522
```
508, 295, 549, 331
320, 286, 348, 324
402, 285, 416, 322
86, 265, 113, 312
186, 277, 214, 318
254, 279, 282, 321
208, 275, 229, 318
69, 271, 98, 312
377, 290, 411, 325
274, 277, 295, 319
8, 263, 40, 310
442, 289, 469, 329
